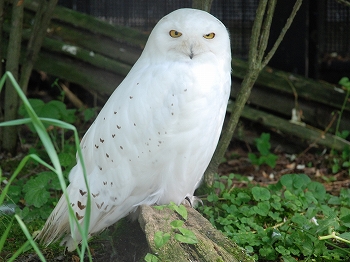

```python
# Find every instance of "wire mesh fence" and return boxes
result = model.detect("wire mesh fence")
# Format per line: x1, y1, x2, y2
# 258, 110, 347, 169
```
58, 0, 350, 77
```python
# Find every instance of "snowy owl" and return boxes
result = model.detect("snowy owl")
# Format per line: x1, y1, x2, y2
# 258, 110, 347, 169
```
37, 8, 231, 251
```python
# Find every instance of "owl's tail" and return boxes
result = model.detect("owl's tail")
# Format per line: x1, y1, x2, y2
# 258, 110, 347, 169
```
35, 190, 71, 247
35, 184, 91, 251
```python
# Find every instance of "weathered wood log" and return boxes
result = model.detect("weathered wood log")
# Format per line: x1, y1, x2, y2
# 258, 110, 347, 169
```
138, 205, 254, 262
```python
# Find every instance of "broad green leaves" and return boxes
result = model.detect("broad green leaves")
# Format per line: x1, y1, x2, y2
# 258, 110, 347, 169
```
199, 173, 350, 261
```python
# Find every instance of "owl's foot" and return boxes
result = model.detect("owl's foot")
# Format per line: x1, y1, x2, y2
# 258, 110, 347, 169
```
183, 196, 203, 208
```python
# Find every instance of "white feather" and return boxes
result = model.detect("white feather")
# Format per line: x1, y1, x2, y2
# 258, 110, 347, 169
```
36, 8, 231, 251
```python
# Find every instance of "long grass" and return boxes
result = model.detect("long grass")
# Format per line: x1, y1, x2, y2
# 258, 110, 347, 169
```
0, 71, 92, 261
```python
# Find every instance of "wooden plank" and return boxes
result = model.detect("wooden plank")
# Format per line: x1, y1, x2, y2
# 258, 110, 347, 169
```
231, 81, 350, 132
232, 58, 349, 112
228, 105, 350, 151
24, 0, 149, 48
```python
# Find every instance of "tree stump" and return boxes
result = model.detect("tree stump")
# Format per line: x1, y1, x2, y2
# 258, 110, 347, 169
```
138, 205, 254, 262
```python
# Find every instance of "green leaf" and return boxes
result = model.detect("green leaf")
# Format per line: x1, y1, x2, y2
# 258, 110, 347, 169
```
170, 220, 184, 229
252, 187, 271, 201
248, 153, 259, 165
340, 214, 350, 228
58, 152, 75, 168
176, 205, 188, 220
168, 202, 187, 220
254, 201, 270, 216
6, 185, 22, 203
255, 133, 271, 156
41, 101, 60, 119
175, 227, 198, 244
153, 205, 166, 210
259, 247, 277, 260
339, 77, 350, 89
265, 153, 278, 168
23, 176, 51, 208
307, 181, 326, 201
280, 174, 311, 191
281, 255, 298, 262
276, 245, 290, 255
207, 193, 219, 203
154, 231, 171, 248
144, 253, 159, 262
339, 232, 350, 241
18, 99, 45, 117
83, 108, 97, 122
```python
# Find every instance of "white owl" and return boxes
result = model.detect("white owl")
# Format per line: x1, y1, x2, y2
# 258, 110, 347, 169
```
37, 8, 231, 251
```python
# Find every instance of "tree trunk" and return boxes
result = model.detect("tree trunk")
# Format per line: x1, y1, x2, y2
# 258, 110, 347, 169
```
204, 0, 303, 187
138, 205, 254, 262
19, 0, 58, 94
2, 0, 23, 154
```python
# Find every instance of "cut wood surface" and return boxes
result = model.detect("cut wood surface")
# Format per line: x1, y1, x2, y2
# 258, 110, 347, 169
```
138, 205, 254, 262
1, 0, 349, 149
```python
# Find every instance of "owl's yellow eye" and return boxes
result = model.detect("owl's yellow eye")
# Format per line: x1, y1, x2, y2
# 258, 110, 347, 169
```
169, 30, 182, 38
203, 33, 215, 39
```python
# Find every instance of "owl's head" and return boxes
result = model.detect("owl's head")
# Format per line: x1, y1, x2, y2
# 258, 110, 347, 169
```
142, 8, 231, 64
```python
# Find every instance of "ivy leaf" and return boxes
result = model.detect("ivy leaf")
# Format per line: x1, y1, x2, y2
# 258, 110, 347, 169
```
154, 231, 171, 248
175, 227, 198, 244
144, 253, 159, 262
176, 205, 188, 220
153, 205, 166, 210
169, 202, 187, 220
170, 220, 184, 229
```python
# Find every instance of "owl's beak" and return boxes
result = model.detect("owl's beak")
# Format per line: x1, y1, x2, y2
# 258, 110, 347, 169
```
188, 45, 195, 59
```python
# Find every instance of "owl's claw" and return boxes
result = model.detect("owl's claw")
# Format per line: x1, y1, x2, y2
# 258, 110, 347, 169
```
183, 196, 203, 208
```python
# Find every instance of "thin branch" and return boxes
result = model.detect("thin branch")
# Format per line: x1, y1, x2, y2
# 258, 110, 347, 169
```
248, 0, 268, 68
261, 0, 303, 68
203, 0, 304, 187
257, 0, 277, 64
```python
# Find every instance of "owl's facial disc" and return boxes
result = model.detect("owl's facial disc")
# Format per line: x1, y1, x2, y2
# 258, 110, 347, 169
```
169, 29, 215, 60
